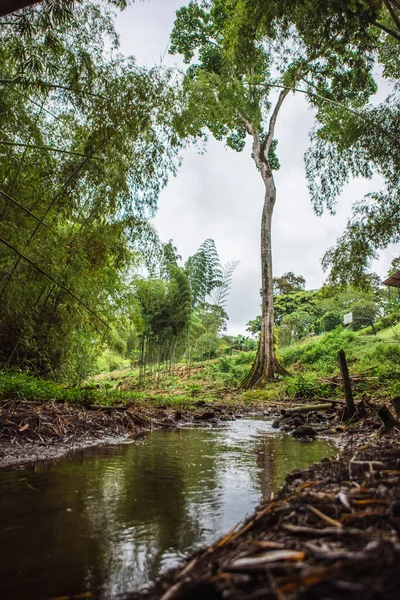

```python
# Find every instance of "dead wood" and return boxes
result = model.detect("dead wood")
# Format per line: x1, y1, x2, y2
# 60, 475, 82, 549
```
378, 406, 400, 430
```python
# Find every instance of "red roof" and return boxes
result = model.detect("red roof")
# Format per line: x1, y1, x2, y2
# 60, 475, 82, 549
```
382, 270, 400, 287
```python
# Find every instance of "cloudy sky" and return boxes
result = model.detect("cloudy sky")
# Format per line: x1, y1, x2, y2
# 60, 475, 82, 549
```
115, 0, 398, 335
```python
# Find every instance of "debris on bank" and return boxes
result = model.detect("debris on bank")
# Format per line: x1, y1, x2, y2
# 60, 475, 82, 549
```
127, 431, 400, 600
0, 399, 239, 469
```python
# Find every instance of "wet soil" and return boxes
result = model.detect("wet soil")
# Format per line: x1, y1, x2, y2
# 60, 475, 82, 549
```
0, 394, 367, 470
0, 399, 245, 470
125, 424, 400, 600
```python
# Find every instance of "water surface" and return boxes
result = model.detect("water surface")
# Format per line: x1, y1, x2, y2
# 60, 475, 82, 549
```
0, 419, 336, 599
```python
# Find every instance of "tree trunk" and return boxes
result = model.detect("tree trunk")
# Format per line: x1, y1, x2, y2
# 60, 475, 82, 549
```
239, 90, 292, 389
242, 173, 288, 389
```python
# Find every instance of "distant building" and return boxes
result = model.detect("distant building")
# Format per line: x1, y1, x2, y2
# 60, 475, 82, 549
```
382, 270, 400, 302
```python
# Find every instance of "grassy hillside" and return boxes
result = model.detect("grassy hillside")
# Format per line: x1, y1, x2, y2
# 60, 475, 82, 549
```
1, 322, 398, 407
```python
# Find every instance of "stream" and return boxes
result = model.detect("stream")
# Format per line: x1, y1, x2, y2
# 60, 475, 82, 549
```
0, 418, 336, 600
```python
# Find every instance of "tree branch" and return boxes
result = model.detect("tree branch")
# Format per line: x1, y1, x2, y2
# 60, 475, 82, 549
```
262, 88, 290, 160
261, 63, 304, 160
0, 236, 111, 329
238, 111, 263, 170
0, 189, 51, 227
0, 140, 99, 159
244, 81, 359, 115
0, 78, 107, 100
373, 19, 400, 41
383, 0, 400, 33
238, 111, 254, 135
388, 0, 400, 11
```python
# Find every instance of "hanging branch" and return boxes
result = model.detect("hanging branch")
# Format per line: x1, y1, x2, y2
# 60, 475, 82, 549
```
373, 19, 400, 41
0, 236, 111, 329
1, 96, 48, 220
0, 142, 100, 294
0, 189, 51, 227
245, 81, 359, 116
0, 78, 108, 100
383, 0, 400, 32
0, 140, 99, 159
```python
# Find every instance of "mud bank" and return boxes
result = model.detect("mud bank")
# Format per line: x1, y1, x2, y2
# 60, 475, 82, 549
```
126, 426, 400, 600
0, 395, 354, 470
0, 399, 245, 470
1, 394, 373, 471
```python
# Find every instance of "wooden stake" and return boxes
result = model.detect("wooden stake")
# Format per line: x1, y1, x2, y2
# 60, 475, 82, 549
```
378, 406, 400, 430
338, 350, 355, 417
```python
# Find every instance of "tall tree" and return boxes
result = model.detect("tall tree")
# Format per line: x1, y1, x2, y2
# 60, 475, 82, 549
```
170, 0, 375, 387
227, 0, 400, 288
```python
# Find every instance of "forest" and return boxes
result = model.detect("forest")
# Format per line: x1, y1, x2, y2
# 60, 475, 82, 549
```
0, 1, 400, 600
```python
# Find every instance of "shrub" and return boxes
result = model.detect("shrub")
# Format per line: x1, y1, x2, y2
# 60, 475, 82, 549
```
367, 342, 400, 363
285, 374, 332, 399
234, 351, 256, 365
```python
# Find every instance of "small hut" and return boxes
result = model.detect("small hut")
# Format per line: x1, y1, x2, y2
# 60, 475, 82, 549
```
382, 270, 400, 302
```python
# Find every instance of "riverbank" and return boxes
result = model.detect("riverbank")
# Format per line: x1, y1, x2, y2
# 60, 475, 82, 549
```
0, 391, 382, 470
126, 427, 400, 600
0, 397, 257, 469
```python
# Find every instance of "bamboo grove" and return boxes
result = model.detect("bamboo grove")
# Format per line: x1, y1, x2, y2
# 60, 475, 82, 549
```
0, 1, 181, 382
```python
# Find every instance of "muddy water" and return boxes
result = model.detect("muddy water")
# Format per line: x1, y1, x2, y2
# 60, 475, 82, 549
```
0, 419, 336, 600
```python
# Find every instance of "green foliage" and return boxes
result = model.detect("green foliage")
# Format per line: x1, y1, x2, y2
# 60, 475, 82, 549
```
281, 328, 356, 370
369, 312, 400, 333
96, 349, 131, 374
193, 332, 221, 360
273, 272, 306, 295
205, 351, 256, 386
319, 311, 343, 332
274, 290, 322, 325
209, 260, 239, 309
280, 322, 400, 388
185, 238, 223, 307
367, 342, 400, 364
186, 383, 202, 396
246, 315, 261, 336
285, 374, 330, 400
132, 265, 192, 371
0, 371, 100, 404
230, 335, 257, 352
0, 2, 183, 383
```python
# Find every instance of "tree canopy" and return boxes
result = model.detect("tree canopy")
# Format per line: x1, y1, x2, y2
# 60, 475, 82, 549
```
225, 0, 400, 286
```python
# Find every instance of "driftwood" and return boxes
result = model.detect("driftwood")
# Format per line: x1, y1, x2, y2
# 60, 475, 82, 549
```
0, 400, 150, 446
282, 403, 341, 415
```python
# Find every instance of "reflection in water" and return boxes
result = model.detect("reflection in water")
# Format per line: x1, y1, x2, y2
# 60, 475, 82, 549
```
0, 419, 335, 600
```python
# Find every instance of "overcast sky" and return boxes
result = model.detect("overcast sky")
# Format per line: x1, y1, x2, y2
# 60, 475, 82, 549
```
115, 0, 398, 335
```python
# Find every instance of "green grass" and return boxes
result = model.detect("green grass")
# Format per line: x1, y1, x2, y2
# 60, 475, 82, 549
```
0, 371, 98, 404
0, 370, 228, 409
2, 320, 399, 409
274, 324, 400, 401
